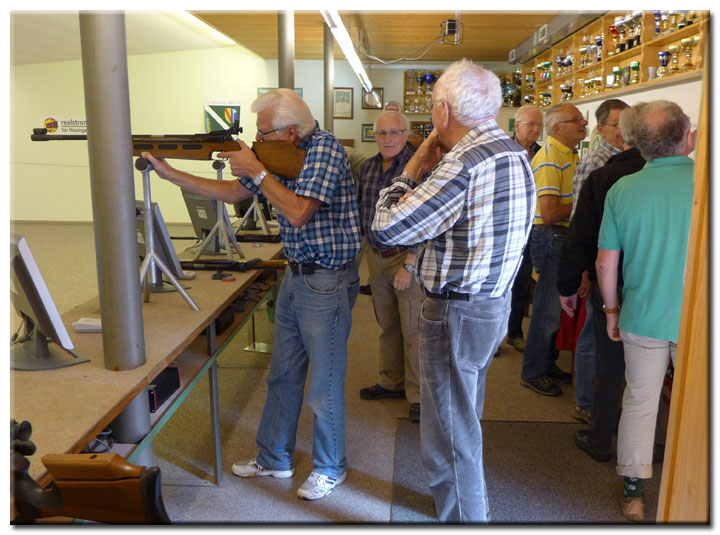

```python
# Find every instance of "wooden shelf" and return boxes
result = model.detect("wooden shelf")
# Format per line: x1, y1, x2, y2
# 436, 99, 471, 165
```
519, 10, 708, 107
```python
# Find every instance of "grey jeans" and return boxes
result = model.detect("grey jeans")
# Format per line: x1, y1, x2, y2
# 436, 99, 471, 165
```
419, 291, 510, 523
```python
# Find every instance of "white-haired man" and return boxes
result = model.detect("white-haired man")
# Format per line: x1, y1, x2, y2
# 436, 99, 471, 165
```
597, 100, 695, 521
372, 59, 535, 523
357, 110, 423, 423
143, 88, 361, 501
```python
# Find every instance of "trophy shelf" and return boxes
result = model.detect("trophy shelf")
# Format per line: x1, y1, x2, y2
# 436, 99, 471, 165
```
519, 10, 708, 108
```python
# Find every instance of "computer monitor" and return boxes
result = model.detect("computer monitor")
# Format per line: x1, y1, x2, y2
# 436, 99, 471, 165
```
10, 234, 90, 371
135, 200, 191, 288
181, 188, 226, 255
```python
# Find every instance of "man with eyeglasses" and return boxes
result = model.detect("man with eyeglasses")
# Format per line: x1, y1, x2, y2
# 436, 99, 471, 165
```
356, 110, 423, 424
558, 98, 629, 425
520, 103, 587, 397
142, 88, 361, 501
372, 59, 535, 523
505, 104, 544, 355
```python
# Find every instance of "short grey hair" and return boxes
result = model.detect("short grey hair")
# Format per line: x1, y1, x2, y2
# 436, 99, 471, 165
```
617, 102, 648, 147
515, 104, 542, 123
634, 100, 690, 161
251, 88, 316, 139
434, 59, 502, 128
543, 104, 577, 133
373, 110, 408, 132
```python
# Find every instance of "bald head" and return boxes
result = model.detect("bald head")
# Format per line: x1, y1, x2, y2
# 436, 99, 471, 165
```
634, 100, 691, 161
374, 111, 409, 161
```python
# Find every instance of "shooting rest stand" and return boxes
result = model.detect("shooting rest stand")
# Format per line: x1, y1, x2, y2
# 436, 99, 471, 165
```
192, 160, 246, 261
135, 157, 199, 311
237, 195, 272, 235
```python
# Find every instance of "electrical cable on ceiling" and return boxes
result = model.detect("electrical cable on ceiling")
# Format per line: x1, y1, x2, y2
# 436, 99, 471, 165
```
354, 20, 463, 65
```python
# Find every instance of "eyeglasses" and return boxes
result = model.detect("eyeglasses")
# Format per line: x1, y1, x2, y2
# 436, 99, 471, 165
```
518, 121, 543, 128
257, 127, 280, 138
428, 99, 445, 111
600, 122, 619, 127
374, 129, 407, 139
557, 115, 587, 125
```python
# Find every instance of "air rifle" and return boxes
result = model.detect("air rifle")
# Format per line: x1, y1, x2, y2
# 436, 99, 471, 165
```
30, 121, 306, 179
179, 258, 288, 273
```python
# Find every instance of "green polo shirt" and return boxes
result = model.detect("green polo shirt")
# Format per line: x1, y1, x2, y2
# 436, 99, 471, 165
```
531, 135, 578, 227
598, 155, 695, 342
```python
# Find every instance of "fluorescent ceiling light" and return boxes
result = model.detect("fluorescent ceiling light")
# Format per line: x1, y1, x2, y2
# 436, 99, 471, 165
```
320, 10, 373, 93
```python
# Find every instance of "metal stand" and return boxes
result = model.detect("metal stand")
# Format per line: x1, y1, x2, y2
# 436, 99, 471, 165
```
238, 195, 272, 235
135, 157, 199, 311
193, 160, 246, 260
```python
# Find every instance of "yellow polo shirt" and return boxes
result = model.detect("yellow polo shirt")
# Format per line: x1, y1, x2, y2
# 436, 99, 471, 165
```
531, 135, 578, 227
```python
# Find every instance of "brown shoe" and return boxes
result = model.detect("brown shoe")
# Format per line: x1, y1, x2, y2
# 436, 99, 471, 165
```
620, 492, 645, 522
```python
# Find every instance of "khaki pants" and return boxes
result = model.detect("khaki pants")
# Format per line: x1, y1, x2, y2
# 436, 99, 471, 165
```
616, 330, 676, 479
366, 249, 422, 403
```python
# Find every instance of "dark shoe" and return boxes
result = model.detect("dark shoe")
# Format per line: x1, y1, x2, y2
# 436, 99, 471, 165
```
574, 429, 610, 462
520, 376, 561, 396
548, 367, 572, 384
359, 284, 372, 295
506, 336, 526, 353
408, 403, 420, 423
359, 383, 405, 400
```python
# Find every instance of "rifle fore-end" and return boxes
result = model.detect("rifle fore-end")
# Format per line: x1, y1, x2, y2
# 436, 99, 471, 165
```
131, 138, 240, 160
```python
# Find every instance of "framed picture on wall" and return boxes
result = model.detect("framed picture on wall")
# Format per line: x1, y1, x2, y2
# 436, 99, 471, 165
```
362, 87, 383, 109
580, 141, 590, 160
333, 87, 354, 119
361, 124, 375, 142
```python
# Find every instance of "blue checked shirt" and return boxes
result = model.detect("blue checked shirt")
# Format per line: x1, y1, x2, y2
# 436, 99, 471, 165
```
356, 143, 417, 253
371, 120, 537, 297
239, 121, 361, 268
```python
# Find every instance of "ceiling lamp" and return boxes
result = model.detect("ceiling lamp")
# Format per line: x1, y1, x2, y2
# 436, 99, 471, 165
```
320, 10, 373, 92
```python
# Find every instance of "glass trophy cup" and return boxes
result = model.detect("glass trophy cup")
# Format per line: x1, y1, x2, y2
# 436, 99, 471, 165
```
612, 66, 622, 87
594, 35, 603, 62
424, 73, 436, 94
668, 45, 681, 74
630, 61, 641, 84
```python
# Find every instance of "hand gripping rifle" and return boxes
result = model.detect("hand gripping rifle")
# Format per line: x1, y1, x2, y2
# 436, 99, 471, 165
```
30, 121, 306, 179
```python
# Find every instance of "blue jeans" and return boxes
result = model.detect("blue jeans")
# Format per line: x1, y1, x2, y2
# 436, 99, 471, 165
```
255, 261, 359, 479
507, 242, 533, 339
419, 291, 510, 523
522, 227, 565, 381
574, 299, 596, 411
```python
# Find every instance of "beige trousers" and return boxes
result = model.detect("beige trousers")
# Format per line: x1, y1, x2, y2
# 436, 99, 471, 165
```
366, 249, 423, 403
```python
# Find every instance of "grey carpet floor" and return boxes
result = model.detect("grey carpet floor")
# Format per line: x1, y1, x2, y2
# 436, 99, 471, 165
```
391, 419, 662, 524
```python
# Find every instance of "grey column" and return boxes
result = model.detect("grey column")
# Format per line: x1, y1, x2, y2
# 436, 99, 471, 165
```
323, 23, 335, 132
79, 12, 146, 371
278, 11, 295, 89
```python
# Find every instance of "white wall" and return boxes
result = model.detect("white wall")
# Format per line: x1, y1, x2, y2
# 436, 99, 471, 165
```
10, 47, 705, 223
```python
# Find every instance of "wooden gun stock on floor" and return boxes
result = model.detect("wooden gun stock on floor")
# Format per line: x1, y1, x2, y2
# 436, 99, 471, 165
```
30, 121, 306, 178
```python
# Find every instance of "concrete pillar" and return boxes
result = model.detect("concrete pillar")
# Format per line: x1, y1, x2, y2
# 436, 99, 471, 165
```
278, 11, 295, 89
323, 23, 335, 132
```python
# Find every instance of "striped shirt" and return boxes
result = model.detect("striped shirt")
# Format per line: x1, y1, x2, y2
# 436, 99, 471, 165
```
371, 120, 536, 297
531, 135, 578, 227
570, 138, 621, 218
239, 121, 361, 268
356, 144, 417, 252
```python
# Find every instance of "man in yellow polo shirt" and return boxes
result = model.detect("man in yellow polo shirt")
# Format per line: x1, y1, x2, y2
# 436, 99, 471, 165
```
521, 104, 588, 396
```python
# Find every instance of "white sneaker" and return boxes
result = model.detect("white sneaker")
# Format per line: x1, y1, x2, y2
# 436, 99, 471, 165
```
231, 457, 294, 479
296, 470, 347, 500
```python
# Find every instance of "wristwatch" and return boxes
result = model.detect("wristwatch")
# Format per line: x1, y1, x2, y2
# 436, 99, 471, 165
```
402, 263, 415, 273
253, 169, 268, 187
602, 304, 620, 315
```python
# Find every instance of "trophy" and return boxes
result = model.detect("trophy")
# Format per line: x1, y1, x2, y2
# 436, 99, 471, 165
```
677, 11, 686, 29
615, 18, 626, 53
668, 11, 678, 32
563, 53, 573, 74
630, 61, 641, 84
555, 54, 565, 76
681, 38, 694, 71
608, 24, 619, 55
686, 11, 696, 25
579, 46, 588, 68
594, 35, 603, 61
657, 50, 671, 78
525, 69, 536, 89
622, 65, 632, 87
661, 11, 669, 33
653, 11, 662, 38
612, 66, 622, 87
692, 35, 702, 67
523, 94, 536, 105
405, 70, 416, 94
416, 73, 424, 94
424, 72, 436, 94
623, 15, 635, 49
577, 78, 586, 98
632, 11, 643, 46
544, 61, 554, 83
668, 45, 681, 74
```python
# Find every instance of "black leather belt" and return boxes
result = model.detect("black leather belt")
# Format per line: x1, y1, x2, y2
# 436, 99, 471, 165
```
422, 287, 470, 301
373, 246, 408, 258
288, 261, 323, 274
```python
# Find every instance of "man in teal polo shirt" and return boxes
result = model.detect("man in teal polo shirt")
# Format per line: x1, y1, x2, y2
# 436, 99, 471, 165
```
596, 100, 695, 522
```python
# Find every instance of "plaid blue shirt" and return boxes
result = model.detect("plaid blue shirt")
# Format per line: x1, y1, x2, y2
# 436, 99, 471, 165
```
356, 144, 417, 253
240, 121, 361, 268
372, 120, 536, 297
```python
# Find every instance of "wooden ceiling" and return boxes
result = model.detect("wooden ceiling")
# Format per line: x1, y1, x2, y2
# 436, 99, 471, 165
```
191, 11, 561, 63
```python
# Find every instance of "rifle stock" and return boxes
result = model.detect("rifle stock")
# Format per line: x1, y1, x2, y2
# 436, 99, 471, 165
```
31, 121, 306, 178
